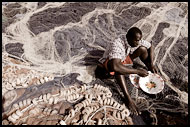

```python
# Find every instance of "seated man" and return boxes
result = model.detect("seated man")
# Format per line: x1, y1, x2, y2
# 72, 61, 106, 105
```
95, 27, 158, 115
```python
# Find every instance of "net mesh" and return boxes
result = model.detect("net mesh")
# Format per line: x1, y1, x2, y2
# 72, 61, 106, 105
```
2, 2, 188, 125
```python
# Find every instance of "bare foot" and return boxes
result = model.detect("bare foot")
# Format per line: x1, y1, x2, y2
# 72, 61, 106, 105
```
126, 100, 140, 115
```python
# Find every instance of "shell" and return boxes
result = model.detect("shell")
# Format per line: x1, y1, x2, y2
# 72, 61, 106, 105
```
94, 84, 98, 88
110, 98, 114, 106
53, 97, 59, 104
94, 105, 99, 110
87, 120, 96, 125
16, 79, 21, 85
6, 83, 14, 90
32, 98, 38, 105
39, 95, 43, 100
60, 120, 66, 125
102, 94, 106, 100
46, 93, 51, 100
8, 115, 16, 123
72, 118, 78, 124
74, 103, 83, 110
107, 92, 112, 97
12, 103, 19, 110
48, 75, 54, 80
89, 94, 93, 100
48, 97, 54, 104
26, 98, 31, 105
113, 102, 118, 108
97, 119, 102, 125
29, 108, 39, 115
61, 90, 66, 97
18, 101, 24, 109
16, 110, 23, 117
51, 110, 58, 115
88, 98, 92, 103
119, 104, 125, 110
73, 94, 77, 100
116, 103, 120, 109
44, 77, 49, 82
2, 88, 7, 95
8, 77, 13, 83
22, 83, 28, 87
11, 113, 19, 120
75, 94, 79, 98
67, 95, 72, 101
81, 85, 86, 92
85, 94, 88, 99
121, 111, 125, 119
70, 109, 75, 117
116, 112, 121, 119
83, 113, 89, 122
97, 95, 101, 101
122, 109, 130, 117
43, 107, 48, 113
106, 98, 111, 105
23, 100, 27, 106
83, 99, 91, 107
40, 78, 45, 84
36, 80, 41, 85
96, 85, 101, 90
83, 107, 93, 115
20, 78, 25, 83
103, 98, 108, 105
113, 110, 117, 119
43, 94, 47, 102
12, 82, 16, 87
70, 88, 74, 93
47, 109, 52, 115
100, 99, 103, 106
126, 117, 133, 125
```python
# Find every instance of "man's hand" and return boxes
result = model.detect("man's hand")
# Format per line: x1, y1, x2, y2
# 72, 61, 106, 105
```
149, 65, 158, 73
127, 99, 140, 115
137, 68, 148, 77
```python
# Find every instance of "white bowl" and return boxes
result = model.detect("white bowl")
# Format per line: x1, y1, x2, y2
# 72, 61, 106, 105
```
139, 72, 164, 94
129, 74, 140, 88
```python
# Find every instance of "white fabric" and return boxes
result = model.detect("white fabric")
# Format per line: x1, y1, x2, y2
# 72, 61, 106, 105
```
99, 35, 151, 64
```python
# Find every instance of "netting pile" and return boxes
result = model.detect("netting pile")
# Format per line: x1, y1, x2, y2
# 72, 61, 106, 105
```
2, 56, 134, 125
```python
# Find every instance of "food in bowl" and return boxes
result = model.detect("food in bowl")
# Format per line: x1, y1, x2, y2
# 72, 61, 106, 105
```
145, 81, 156, 89
133, 77, 139, 84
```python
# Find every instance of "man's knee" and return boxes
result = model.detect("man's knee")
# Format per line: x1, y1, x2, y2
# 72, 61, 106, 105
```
138, 46, 148, 60
138, 46, 148, 54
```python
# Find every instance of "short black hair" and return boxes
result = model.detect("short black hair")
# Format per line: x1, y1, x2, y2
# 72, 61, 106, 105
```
126, 27, 142, 39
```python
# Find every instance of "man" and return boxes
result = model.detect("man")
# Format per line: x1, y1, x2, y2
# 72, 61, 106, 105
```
96, 27, 158, 115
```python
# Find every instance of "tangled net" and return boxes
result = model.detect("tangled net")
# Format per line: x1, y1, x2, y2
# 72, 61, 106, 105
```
3, 83, 133, 125
2, 54, 134, 125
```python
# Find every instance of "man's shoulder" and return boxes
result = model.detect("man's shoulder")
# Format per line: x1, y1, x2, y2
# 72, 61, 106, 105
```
141, 39, 150, 43
140, 40, 151, 45
114, 34, 126, 44
140, 40, 151, 48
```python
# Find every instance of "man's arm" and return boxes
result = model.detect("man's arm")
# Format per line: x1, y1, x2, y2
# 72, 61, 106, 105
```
109, 59, 148, 77
148, 44, 154, 66
147, 42, 158, 73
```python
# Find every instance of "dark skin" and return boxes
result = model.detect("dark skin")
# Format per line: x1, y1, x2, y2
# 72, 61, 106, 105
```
107, 33, 158, 115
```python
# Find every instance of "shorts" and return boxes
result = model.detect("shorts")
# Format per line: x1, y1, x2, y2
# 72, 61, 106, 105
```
103, 55, 133, 76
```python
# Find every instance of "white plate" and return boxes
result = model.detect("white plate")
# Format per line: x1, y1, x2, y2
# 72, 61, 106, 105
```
139, 72, 164, 94
129, 74, 140, 88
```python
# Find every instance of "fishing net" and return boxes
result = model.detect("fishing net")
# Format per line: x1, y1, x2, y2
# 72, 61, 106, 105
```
2, 2, 188, 125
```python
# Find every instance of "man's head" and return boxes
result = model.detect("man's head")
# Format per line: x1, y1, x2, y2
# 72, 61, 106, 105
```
126, 27, 142, 47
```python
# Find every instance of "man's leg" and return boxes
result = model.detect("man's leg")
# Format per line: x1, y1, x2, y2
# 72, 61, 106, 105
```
95, 64, 112, 79
129, 46, 151, 70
